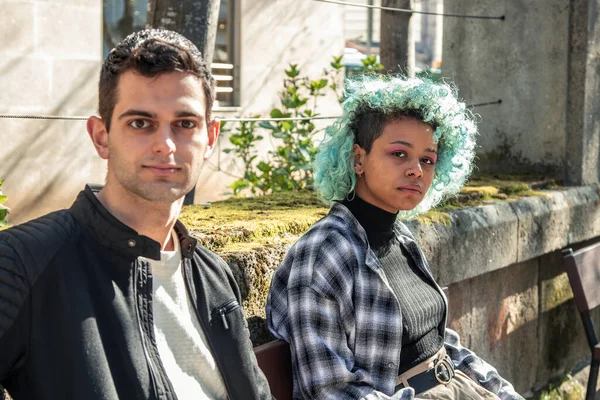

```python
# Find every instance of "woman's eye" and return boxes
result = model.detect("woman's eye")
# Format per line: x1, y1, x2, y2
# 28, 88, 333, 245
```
421, 157, 436, 165
129, 119, 151, 129
176, 120, 196, 129
392, 151, 406, 158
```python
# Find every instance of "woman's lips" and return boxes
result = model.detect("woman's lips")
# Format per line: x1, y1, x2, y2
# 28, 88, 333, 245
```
397, 185, 422, 195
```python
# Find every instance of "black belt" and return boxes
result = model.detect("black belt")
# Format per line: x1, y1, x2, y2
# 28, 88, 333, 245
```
395, 355, 455, 395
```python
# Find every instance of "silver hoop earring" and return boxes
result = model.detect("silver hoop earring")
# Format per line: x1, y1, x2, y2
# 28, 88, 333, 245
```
347, 190, 356, 201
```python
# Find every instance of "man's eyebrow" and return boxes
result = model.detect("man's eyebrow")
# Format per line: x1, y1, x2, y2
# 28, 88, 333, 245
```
118, 110, 156, 120
390, 140, 437, 153
175, 111, 203, 119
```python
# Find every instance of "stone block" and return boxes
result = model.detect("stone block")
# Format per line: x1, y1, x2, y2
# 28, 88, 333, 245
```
50, 59, 99, 114
563, 185, 600, 243
221, 244, 292, 346
447, 258, 539, 394
37, 3, 101, 60
0, 2, 35, 54
0, 119, 105, 224
443, 0, 569, 175
510, 192, 570, 262
0, 56, 51, 109
410, 202, 519, 286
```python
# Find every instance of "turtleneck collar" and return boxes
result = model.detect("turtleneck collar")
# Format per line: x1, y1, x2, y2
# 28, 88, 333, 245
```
340, 195, 398, 250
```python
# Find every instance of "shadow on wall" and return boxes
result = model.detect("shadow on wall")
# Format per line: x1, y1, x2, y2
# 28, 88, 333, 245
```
446, 239, 600, 395
0, 63, 101, 224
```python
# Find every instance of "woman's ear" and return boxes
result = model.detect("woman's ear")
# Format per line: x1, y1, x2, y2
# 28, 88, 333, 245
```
353, 144, 365, 175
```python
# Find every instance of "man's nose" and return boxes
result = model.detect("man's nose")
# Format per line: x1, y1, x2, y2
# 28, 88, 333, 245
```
152, 124, 176, 154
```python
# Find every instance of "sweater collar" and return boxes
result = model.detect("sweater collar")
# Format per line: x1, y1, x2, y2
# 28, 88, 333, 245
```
69, 184, 197, 260
340, 196, 397, 249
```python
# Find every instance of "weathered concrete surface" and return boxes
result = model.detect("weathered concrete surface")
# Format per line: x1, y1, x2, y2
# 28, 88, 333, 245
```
443, 0, 570, 176
405, 186, 600, 287
0, 1, 104, 225
565, 0, 600, 185
446, 258, 539, 394
407, 202, 519, 285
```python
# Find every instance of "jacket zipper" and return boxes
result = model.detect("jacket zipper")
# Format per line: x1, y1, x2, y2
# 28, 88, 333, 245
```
211, 299, 241, 330
133, 260, 161, 399
182, 261, 234, 400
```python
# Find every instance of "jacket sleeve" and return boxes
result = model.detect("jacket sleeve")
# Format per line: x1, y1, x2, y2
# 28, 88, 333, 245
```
214, 257, 272, 400
444, 328, 524, 400
0, 236, 31, 383
285, 285, 414, 400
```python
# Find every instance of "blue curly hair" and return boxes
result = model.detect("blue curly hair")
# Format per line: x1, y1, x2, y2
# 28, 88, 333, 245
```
313, 74, 478, 219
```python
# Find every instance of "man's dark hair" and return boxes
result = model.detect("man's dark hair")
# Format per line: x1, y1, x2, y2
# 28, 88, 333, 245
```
99, 29, 215, 132
350, 108, 436, 153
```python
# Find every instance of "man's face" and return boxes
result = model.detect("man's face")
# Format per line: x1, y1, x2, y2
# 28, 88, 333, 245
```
97, 70, 218, 204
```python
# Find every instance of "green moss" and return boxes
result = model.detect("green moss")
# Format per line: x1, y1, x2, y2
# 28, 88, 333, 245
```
414, 210, 452, 226
529, 374, 583, 400
180, 175, 553, 251
541, 272, 574, 313
180, 190, 328, 252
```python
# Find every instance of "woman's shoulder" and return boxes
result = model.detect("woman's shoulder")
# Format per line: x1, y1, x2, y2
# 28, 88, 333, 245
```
276, 204, 367, 288
295, 202, 366, 250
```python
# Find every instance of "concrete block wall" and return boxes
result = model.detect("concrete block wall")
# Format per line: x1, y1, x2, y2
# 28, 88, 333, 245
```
442, 0, 571, 176
0, 0, 104, 224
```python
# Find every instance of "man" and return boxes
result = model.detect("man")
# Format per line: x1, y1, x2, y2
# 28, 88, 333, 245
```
0, 29, 271, 399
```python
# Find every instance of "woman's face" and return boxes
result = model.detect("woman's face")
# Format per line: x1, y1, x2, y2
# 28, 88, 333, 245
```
353, 118, 437, 213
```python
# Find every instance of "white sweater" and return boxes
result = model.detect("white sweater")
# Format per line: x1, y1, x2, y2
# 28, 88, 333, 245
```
140, 231, 229, 400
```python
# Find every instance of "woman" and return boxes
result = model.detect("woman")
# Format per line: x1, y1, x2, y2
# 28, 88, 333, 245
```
266, 75, 524, 400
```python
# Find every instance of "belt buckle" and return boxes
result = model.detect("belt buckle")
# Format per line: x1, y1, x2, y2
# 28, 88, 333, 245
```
433, 356, 454, 385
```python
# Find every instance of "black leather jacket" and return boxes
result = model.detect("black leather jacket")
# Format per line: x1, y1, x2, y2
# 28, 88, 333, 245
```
0, 185, 271, 400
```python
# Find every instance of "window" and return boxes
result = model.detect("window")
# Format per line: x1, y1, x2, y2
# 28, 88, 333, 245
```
102, 0, 238, 107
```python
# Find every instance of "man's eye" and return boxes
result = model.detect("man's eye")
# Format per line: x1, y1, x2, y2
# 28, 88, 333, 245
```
176, 120, 196, 129
130, 119, 151, 129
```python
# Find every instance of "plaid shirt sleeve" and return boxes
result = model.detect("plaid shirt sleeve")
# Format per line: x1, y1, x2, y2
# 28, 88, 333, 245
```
267, 220, 414, 400
444, 328, 524, 400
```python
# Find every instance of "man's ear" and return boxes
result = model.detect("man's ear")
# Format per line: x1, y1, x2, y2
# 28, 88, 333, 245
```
203, 118, 220, 160
87, 116, 110, 160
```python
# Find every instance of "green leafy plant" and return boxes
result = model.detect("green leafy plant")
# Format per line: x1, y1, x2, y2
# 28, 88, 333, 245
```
359, 55, 384, 74
0, 180, 9, 227
225, 54, 379, 196
222, 118, 264, 195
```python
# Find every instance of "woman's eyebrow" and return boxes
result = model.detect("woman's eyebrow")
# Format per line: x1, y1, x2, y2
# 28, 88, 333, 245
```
390, 140, 437, 154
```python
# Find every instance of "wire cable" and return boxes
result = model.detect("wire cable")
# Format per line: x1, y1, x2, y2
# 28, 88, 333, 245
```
0, 100, 502, 122
313, 0, 505, 20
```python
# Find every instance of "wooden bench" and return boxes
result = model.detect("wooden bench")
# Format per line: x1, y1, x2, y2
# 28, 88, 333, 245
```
254, 339, 293, 400
563, 244, 600, 400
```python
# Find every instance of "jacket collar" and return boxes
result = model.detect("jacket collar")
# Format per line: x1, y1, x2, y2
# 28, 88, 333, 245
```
69, 184, 197, 260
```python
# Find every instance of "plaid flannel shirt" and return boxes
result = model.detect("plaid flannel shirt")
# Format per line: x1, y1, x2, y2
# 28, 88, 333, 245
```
267, 202, 524, 400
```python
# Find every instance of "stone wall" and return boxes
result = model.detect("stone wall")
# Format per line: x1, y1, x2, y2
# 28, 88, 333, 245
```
220, 185, 600, 396
0, 0, 104, 225
442, 0, 600, 184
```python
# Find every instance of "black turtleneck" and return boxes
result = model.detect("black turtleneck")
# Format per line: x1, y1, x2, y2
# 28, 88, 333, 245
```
341, 196, 445, 374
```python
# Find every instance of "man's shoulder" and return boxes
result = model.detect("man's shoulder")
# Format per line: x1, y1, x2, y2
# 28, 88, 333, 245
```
192, 242, 230, 272
0, 210, 80, 283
